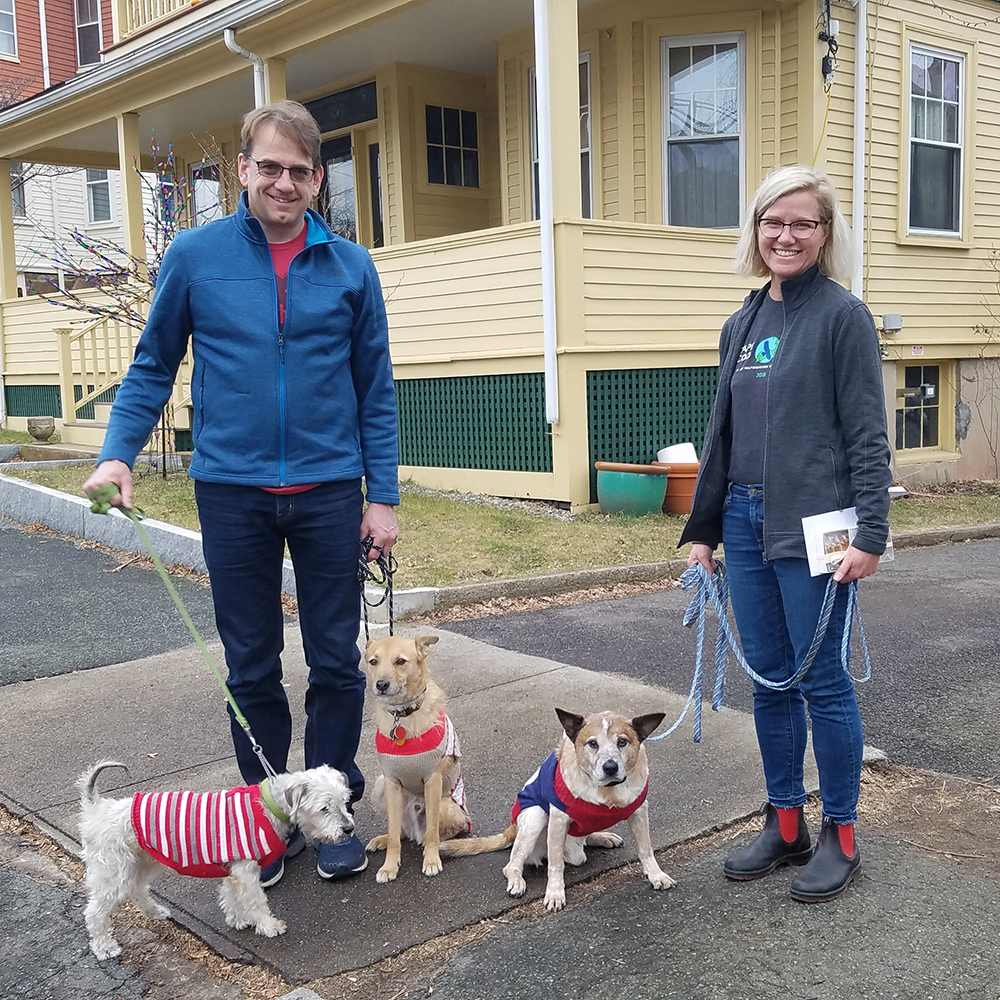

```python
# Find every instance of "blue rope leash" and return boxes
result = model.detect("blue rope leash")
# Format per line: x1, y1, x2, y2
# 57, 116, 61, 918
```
649, 561, 872, 744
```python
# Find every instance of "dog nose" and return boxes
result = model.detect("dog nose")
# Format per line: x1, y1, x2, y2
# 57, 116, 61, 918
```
343, 821, 355, 836
375, 678, 391, 693
602, 760, 620, 777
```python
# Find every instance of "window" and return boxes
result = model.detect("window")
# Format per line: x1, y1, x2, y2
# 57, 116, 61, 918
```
529, 54, 593, 219
189, 161, 223, 226
0, 0, 16, 57
662, 33, 744, 229
11, 162, 25, 218
76, 0, 101, 66
895, 364, 941, 451
86, 169, 111, 223
426, 106, 479, 188
909, 45, 963, 234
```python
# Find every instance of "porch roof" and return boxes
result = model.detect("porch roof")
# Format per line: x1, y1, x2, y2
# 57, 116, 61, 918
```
0, 0, 602, 167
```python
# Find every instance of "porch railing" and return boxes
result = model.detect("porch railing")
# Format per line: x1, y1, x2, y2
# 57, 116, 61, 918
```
122, 0, 186, 37
55, 290, 192, 425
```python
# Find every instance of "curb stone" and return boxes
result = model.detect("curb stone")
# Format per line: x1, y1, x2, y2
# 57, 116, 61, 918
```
278, 991, 327, 1000
3, 471, 1000, 615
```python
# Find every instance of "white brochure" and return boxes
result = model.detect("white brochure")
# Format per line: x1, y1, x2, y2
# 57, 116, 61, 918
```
801, 506, 895, 577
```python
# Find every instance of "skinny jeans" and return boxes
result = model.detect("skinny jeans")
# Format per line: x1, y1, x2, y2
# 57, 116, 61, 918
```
722, 484, 863, 824
195, 479, 366, 804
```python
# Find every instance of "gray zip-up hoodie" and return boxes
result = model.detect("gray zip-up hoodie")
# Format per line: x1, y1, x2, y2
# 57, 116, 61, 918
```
679, 265, 892, 560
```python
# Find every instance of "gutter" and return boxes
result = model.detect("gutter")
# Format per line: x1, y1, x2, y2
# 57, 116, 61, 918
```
223, 28, 265, 108
0, 0, 289, 132
533, 0, 559, 425
851, 0, 867, 299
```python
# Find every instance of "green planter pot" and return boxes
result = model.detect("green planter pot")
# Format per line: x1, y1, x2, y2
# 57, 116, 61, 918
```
595, 461, 670, 516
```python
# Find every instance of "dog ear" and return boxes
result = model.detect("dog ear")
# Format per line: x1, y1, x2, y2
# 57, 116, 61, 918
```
414, 636, 439, 655
555, 708, 586, 742
631, 713, 667, 742
365, 639, 378, 656
284, 780, 307, 814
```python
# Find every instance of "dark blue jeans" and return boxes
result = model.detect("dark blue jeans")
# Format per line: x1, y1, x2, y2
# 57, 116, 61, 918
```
722, 484, 863, 824
195, 479, 366, 804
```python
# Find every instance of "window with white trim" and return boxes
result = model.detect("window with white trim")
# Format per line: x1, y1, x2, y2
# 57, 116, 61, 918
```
908, 45, 963, 235
0, 0, 16, 57
895, 364, 943, 451
190, 160, 223, 226
86, 169, 112, 223
529, 53, 593, 219
662, 33, 744, 229
11, 162, 25, 218
76, 0, 101, 67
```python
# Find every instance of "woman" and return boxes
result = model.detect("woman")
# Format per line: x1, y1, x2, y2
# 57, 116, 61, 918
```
679, 165, 892, 903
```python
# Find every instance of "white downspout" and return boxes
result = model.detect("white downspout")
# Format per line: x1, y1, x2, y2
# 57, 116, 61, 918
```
851, 0, 868, 299
224, 28, 265, 108
37, 0, 51, 89
533, 0, 559, 425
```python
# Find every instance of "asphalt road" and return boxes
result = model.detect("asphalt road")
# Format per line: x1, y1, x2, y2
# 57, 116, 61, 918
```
442, 538, 1000, 780
0, 517, 219, 686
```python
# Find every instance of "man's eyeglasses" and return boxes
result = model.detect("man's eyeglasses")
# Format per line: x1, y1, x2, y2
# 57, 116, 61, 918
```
246, 155, 316, 184
757, 217, 828, 238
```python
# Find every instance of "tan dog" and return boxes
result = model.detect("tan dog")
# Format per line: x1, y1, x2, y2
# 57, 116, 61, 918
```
440, 708, 675, 911
363, 635, 471, 882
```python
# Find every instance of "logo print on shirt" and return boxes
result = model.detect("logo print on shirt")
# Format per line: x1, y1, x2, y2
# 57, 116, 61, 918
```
737, 342, 754, 364
754, 337, 780, 364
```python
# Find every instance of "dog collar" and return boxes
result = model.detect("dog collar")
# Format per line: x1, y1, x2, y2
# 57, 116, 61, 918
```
388, 687, 427, 721
260, 779, 291, 825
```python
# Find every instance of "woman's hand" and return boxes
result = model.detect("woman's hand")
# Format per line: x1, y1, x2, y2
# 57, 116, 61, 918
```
687, 543, 718, 576
833, 546, 880, 583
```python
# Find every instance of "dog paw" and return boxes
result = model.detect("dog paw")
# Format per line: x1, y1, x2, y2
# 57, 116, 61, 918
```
256, 917, 287, 938
544, 887, 566, 912
422, 856, 443, 877
90, 939, 122, 961
366, 835, 388, 853
227, 915, 253, 930
648, 870, 677, 890
503, 865, 526, 897
376, 863, 399, 883
587, 831, 624, 849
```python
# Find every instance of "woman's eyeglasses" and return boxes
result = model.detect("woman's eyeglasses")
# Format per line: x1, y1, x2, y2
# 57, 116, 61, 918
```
246, 156, 316, 184
757, 218, 828, 238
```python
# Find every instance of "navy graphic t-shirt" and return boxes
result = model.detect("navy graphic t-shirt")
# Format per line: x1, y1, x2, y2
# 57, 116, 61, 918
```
728, 294, 783, 486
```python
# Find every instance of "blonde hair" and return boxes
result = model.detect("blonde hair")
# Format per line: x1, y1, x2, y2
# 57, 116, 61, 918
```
240, 101, 322, 168
732, 165, 855, 282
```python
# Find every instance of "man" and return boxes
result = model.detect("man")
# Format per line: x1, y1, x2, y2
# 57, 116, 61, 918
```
83, 101, 399, 886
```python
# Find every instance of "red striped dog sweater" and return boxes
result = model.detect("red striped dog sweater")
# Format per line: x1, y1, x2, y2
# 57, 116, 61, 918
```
131, 786, 286, 877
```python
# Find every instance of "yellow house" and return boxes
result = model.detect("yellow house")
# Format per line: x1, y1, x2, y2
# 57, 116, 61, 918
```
2, 0, 999, 507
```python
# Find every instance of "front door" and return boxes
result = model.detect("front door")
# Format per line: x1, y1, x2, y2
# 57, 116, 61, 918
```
319, 125, 383, 249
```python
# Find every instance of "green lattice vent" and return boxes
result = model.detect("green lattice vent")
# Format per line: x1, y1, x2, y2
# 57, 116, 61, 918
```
397, 373, 552, 473
3, 384, 118, 420
587, 367, 718, 502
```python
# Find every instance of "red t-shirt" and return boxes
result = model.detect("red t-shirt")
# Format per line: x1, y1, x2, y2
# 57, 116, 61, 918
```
263, 226, 318, 496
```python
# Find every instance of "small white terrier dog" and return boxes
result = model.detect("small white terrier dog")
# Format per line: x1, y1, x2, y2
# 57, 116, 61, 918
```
78, 760, 354, 960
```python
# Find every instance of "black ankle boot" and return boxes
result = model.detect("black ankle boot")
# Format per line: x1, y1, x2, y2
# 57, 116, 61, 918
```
724, 802, 813, 880
789, 816, 861, 902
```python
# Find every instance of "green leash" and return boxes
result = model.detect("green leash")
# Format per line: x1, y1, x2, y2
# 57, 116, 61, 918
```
87, 483, 279, 780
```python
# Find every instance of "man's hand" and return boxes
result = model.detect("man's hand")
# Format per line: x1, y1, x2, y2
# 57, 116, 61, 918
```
82, 460, 135, 510
360, 502, 399, 561
687, 543, 718, 576
833, 545, 880, 583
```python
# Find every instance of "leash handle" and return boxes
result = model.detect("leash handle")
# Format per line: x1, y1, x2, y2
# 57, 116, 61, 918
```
649, 561, 870, 744
86, 484, 279, 779
358, 535, 396, 640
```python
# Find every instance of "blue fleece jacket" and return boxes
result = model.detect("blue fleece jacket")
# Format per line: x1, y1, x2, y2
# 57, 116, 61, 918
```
98, 194, 399, 503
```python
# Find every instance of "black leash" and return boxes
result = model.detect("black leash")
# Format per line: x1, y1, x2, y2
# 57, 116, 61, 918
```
358, 536, 396, 640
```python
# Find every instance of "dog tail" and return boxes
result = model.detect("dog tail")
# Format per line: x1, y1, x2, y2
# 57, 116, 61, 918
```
77, 760, 130, 805
439, 824, 517, 857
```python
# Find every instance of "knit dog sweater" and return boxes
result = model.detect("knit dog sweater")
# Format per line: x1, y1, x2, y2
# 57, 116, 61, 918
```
375, 712, 471, 831
131, 785, 286, 878
512, 751, 648, 838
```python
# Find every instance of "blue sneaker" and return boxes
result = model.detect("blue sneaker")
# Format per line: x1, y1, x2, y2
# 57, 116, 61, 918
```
316, 835, 368, 880
260, 828, 306, 888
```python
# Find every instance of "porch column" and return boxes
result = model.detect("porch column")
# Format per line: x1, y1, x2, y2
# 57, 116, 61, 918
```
0, 160, 17, 300
116, 113, 147, 277
263, 58, 287, 103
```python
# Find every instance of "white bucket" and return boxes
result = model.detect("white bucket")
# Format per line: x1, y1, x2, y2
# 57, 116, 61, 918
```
656, 442, 698, 464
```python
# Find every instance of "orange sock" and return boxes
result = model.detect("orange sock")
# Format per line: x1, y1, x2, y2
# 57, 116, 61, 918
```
837, 823, 855, 856
776, 807, 801, 843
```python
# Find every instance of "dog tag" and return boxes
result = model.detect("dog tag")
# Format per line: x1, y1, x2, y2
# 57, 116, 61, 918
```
391, 725, 406, 745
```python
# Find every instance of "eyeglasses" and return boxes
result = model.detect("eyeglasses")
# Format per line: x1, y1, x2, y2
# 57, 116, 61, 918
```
758, 217, 828, 238
246, 155, 316, 184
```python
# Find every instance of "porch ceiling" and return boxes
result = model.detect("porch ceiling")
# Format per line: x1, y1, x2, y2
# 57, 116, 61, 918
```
1, 0, 605, 165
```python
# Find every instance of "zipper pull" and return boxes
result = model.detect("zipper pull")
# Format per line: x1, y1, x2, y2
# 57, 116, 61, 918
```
278, 330, 285, 363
